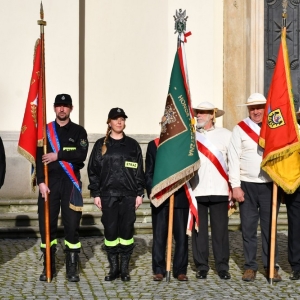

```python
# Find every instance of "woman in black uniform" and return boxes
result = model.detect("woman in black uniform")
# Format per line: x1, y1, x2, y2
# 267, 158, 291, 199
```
88, 107, 145, 281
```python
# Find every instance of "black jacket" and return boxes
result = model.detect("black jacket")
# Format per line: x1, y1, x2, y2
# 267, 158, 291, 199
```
145, 139, 189, 209
0, 137, 6, 189
36, 120, 88, 184
88, 134, 145, 198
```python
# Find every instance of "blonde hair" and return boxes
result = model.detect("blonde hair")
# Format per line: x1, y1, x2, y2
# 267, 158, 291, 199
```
101, 120, 111, 155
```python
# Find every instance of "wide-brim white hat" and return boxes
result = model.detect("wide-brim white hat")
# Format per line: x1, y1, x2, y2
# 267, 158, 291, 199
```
192, 101, 225, 117
237, 93, 267, 106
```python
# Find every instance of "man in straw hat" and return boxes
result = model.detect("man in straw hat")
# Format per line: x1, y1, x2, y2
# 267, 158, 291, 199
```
227, 93, 281, 282
191, 101, 232, 280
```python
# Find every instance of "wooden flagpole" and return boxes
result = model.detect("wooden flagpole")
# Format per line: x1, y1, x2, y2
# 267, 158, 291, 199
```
165, 194, 175, 282
38, 2, 51, 283
269, 183, 278, 284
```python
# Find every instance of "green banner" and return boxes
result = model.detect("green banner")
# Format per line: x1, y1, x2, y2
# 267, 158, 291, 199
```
150, 50, 200, 207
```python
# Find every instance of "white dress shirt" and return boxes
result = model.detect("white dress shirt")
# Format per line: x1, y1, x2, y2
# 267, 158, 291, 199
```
193, 126, 232, 197
228, 122, 271, 188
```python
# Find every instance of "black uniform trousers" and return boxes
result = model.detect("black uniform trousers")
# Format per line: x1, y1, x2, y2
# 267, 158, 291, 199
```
192, 197, 229, 272
151, 205, 188, 278
285, 187, 300, 272
101, 195, 136, 245
239, 181, 279, 270
38, 173, 82, 248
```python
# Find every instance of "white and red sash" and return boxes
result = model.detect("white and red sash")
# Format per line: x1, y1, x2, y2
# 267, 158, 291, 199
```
237, 117, 260, 144
185, 181, 199, 236
196, 131, 228, 183
196, 130, 236, 216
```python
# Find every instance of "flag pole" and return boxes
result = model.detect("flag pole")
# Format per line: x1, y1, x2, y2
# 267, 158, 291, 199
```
269, 183, 278, 284
268, 0, 287, 285
165, 9, 190, 283
165, 194, 175, 282
38, 2, 51, 283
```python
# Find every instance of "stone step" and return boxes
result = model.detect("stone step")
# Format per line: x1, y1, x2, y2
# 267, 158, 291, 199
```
0, 198, 152, 213
0, 198, 289, 237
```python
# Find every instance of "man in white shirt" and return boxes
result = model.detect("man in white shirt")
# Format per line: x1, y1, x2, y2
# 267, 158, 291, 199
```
228, 93, 281, 282
192, 102, 232, 280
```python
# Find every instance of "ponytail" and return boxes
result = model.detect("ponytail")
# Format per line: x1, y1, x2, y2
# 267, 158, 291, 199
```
101, 120, 111, 155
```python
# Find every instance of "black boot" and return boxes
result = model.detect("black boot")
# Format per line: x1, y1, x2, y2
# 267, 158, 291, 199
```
104, 246, 120, 281
119, 244, 134, 282
65, 249, 80, 282
39, 246, 57, 281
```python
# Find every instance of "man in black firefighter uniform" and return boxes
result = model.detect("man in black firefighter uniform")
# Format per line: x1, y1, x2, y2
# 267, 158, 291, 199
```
145, 138, 189, 281
36, 93, 88, 282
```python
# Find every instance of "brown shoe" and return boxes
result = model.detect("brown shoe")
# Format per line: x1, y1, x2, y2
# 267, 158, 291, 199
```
242, 269, 256, 282
177, 274, 188, 281
153, 274, 163, 281
265, 268, 282, 282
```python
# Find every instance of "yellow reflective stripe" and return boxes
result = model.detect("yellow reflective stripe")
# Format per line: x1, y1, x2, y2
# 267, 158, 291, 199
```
125, 161, 138, 168
63, 147, 76, 151
40, 239, 57, 249
64, 240, 81, 249
119, 237, 134, 245
104, 238, 120, 247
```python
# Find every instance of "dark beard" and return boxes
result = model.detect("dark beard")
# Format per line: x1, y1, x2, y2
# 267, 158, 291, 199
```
57, 115, 69, 121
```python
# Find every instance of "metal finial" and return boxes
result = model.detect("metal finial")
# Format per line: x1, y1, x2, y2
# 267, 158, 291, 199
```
38, 1, 47, 27
173, 9, 188, 35
40, 2, 44, 20
282, 0, 288, 28
282, 0, 288, 12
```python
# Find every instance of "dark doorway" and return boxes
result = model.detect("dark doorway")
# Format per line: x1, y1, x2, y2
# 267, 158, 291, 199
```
264, 0, 300, 111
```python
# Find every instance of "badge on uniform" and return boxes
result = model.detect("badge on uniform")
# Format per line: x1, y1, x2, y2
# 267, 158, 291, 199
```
125, 161, 138, 168
80, 139, 88, 148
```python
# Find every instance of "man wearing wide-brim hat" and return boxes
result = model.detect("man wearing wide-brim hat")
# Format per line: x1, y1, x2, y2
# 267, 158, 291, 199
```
191, 101, 232, 280
227, 93, 282, 282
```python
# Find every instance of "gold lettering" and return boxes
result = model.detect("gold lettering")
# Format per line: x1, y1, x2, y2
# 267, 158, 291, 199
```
178, 95, 189, 117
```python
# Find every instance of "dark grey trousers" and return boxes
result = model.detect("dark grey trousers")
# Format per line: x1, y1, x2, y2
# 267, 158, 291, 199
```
239, 181, 279, 271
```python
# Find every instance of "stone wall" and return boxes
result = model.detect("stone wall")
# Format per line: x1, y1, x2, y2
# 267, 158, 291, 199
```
0, 131, 157, 200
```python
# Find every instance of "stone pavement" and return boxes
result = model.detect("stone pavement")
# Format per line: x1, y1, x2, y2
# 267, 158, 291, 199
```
0, 231, 300, 300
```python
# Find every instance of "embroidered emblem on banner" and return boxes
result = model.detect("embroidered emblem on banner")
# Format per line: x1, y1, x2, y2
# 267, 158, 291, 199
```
267, 108, 285, 129
159, 94, 186, 144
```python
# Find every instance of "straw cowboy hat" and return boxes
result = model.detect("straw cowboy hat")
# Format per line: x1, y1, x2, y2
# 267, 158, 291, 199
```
192, 101, 225, 118
237, 93, 267, 106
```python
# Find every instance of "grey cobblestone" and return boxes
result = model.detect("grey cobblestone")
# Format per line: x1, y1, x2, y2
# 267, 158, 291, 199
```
0, 231, 300, 299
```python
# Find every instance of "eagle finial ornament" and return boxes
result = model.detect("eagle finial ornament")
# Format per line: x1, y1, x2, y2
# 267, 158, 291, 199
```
173, 9, 188, 34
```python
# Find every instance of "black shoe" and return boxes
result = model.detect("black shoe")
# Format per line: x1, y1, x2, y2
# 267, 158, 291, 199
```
218, 270, 231, 280
290, 270, 300, 280
196, 270, 207, 279
105, 271, 120, 281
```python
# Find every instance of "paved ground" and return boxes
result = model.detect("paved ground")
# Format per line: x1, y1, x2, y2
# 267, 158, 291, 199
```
0, 231, 300, 299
